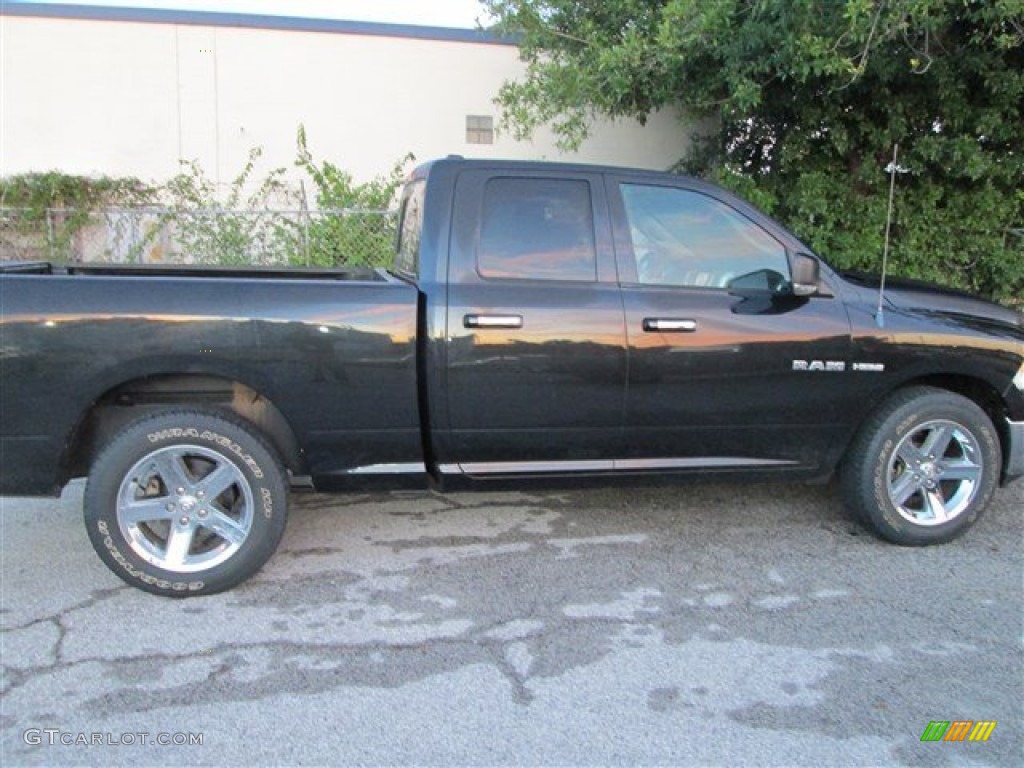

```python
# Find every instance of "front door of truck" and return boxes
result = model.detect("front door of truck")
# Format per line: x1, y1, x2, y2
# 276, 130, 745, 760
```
608, 176, 855, 472
442, 169, 627, 472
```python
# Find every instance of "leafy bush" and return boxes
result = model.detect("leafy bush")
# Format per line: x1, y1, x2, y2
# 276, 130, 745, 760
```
1, 172, 154, 261
161, 147, 298, 265
0, 171, 154, 213
294, 125, 413, 268
2, 133, 414, 269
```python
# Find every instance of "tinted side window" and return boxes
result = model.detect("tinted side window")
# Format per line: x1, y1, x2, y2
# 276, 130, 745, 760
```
478, 178, 597, 281
620, 184, 788, 288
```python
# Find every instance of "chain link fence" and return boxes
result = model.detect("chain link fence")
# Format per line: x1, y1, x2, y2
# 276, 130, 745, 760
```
0, 207, 397, 268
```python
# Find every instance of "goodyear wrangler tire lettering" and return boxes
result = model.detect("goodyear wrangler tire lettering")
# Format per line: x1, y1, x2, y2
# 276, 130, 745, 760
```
84, 409, 288, 597
840, 387, 1000, 546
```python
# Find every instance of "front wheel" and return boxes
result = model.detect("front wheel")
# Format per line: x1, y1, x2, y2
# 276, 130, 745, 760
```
84, 409, 288, 596
840, 387, 1001, 545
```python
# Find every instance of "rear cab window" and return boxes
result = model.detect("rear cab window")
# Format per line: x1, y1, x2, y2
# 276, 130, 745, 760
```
393, 179, 425, 279
477, 178, 597, 282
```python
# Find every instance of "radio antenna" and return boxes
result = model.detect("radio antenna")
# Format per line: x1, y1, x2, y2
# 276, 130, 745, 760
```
876, 143, 899, 328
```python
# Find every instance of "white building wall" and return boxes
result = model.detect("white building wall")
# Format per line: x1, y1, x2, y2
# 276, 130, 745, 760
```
1, 13, 691, 191
2, 16, 183, 180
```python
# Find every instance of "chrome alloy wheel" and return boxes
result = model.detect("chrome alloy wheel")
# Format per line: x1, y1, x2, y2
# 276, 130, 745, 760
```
886, 419, 984, 526
116, 445, 254, 573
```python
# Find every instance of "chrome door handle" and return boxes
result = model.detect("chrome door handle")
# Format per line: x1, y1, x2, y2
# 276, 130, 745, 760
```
464, 314, 524, 329
643, 318, 698, 332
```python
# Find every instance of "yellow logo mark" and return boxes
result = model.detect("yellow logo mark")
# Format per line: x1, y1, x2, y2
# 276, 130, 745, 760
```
968, 721, 997, 742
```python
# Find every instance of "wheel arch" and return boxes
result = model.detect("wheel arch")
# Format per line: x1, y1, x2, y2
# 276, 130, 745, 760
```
60, 374, 305, 486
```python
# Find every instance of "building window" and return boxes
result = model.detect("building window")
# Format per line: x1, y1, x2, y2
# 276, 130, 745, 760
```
466, 115, 494, 145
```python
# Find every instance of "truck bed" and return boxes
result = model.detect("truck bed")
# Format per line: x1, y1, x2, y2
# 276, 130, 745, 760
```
0, 264, 422, 495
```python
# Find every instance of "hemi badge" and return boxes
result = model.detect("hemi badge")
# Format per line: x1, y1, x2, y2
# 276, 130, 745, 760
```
852, 362, 885, 372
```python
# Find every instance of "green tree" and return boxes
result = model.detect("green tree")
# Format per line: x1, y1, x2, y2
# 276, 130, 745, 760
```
485, 0, 1024, 304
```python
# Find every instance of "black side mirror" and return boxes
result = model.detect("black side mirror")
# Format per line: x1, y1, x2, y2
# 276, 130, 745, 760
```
727, 269, 790, 297
791, 253, 820, 297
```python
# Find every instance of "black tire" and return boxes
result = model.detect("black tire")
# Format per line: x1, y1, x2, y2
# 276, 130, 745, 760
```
840, 386, 1001, 545
84, 408, 288, 597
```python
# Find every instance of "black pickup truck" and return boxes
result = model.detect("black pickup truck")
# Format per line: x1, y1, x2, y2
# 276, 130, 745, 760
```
2, 157, 1022, 596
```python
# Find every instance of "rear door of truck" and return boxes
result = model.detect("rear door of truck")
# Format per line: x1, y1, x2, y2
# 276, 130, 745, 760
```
442, 168, 627, 472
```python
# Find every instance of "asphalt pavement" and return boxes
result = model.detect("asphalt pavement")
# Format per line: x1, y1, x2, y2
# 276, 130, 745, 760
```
1, 477, 1021, 766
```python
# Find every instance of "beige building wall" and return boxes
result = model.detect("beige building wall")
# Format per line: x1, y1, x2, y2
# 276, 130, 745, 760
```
1, 13, 690, 193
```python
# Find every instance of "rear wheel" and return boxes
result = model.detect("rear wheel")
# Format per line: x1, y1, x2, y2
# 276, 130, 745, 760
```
84, 409, 288, 596
840, 387, 1001, 545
